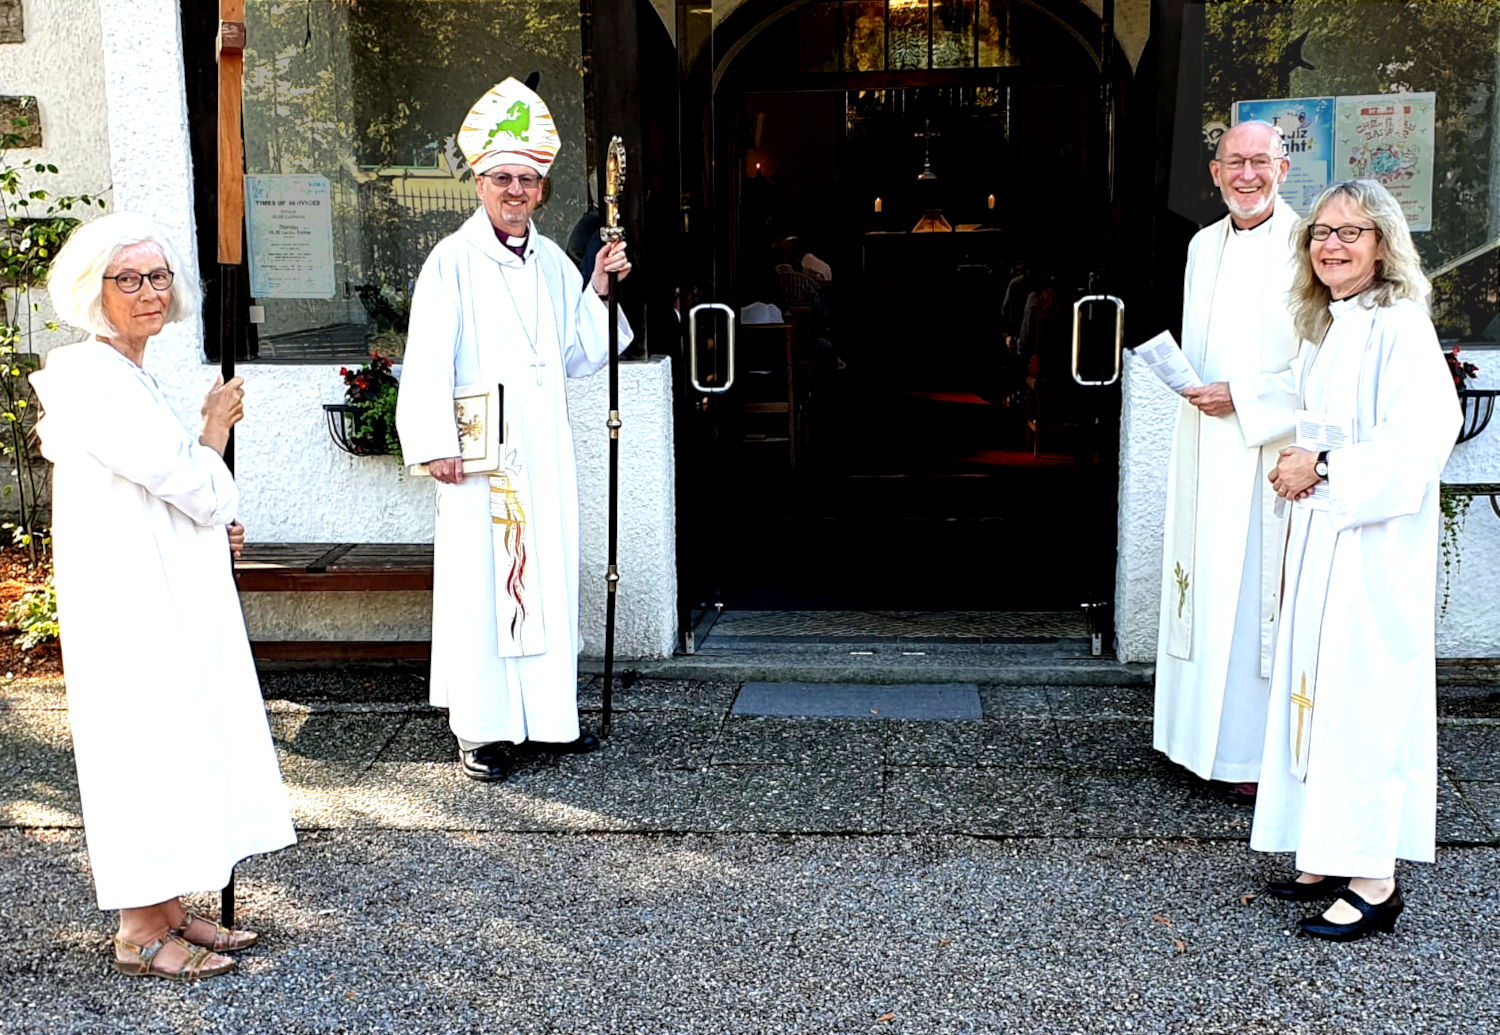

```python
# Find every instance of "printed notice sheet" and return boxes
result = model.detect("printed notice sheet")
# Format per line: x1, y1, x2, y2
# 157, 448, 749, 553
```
245, 174, 336, 298
1136, 331, 1204, 395
1293, 409, 1353, 511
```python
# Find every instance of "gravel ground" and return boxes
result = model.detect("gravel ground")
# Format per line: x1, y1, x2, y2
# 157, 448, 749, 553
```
1, 831, 1497, 1034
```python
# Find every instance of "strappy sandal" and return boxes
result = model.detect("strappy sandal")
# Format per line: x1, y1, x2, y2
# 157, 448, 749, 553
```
174, 911, 258, 952
112, 932, 235, 981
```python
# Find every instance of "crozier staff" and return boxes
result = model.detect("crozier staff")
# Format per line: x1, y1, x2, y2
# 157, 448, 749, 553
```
1254, 179, 1459, 941
396, 76, 632, 782
34, 212, 295, 981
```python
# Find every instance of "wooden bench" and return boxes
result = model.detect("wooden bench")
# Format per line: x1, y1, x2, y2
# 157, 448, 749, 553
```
234, 543, 434, 661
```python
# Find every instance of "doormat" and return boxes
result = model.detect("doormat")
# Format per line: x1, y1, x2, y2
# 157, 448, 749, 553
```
732, 682, 981, 720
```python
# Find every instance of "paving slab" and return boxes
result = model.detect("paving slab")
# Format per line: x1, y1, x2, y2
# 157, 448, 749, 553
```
713, 715, 884, 766
1071, 772, 1253, 840
695, 765, 882, 833
976, 683, 1053, 717
1437, 773, 1497, 843
578, 675, 740, 715
733, 681, 982, 719
1454, 780, 1500, 837
882, 766, 1078, 836
1438, 723, 1500, 780
1055, 718, 1167, 771
1047, 683, 1154, 719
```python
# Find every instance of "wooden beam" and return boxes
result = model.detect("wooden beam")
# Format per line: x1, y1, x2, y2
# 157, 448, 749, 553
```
217, 0, 246, 265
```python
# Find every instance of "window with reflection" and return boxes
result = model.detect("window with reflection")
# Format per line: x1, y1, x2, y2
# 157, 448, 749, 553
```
1190, 0, 1500, 342
238, 1, 588, 362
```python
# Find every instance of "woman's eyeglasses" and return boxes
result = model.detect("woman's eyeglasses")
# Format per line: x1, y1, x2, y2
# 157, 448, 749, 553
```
1309, 225, 1378, 243
103, 269, 175, 293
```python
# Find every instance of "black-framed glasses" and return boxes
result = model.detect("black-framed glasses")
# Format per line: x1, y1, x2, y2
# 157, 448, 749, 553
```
103, 268, 174, 293
1310, 224, 1379, 243
482, 171, 541, 190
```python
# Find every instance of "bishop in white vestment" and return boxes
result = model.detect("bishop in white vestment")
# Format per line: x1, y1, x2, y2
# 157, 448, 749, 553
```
1153, 121, 1300, 787
396, 78, 632, 780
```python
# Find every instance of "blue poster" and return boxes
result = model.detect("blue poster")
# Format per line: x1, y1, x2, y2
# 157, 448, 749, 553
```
1234, 97, 1336, 215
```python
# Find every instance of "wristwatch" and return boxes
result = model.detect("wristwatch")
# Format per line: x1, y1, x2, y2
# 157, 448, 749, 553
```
1314, 450, 1329, 480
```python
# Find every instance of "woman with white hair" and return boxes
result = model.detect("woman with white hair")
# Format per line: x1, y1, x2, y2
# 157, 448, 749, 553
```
33, 212, 294, 980
1257, 180, 1459, 940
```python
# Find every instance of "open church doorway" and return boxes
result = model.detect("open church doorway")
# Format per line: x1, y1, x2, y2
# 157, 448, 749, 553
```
673, 0, 1135, 650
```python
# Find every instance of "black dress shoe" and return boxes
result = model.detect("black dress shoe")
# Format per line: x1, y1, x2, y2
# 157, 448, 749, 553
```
1265, 874, 1351, 901
459, 742, 510, 782
1298, 884, 1405, 942
543, 732, 601, 755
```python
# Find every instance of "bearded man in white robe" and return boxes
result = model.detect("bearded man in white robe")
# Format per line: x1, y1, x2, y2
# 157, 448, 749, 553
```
1152, 120, 1301, 798
396, 78, 632, 782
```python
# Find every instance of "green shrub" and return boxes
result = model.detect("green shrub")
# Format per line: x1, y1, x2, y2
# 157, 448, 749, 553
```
7, 575, 58, 649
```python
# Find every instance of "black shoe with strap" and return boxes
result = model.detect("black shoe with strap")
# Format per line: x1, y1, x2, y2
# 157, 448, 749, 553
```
1297, 883, 1405, 942
459, 741, 511, 782
1265, 874, 1351, 902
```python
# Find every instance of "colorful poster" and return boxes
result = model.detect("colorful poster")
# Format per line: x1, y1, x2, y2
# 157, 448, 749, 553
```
1233, 97, 1335, 215
1334, 93, 1435, 231
245, 174, 336, 298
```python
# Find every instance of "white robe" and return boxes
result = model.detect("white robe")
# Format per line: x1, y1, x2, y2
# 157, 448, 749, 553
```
1251, 297, 1459, 878
396, 209, 631, 745
1154, 205, 1301, 781
31, 342, 295, 910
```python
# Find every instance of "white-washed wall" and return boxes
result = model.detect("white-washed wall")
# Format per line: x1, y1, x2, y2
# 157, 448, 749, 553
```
1, 0, 110, 355
95, 0, 679, 660
1116, 347, 1500, 663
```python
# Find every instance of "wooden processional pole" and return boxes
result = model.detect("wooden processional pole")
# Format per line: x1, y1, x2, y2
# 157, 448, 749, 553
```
599, 137, 627, 737
216, 0, 246, 927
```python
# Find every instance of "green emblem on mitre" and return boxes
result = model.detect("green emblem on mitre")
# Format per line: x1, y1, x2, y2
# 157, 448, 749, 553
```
488, 101, 530, 145
458, 77, 559, 177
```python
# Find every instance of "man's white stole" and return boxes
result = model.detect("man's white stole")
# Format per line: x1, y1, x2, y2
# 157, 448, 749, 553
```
1166, 210, 1290, 662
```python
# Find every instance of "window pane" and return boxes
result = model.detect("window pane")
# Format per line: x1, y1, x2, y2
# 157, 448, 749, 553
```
889, 0, 930, 70
844, 1, 887, 71
977, 0, 1010, 67
241, 0, 587, 362
933, 0, 975, 69
798, 2, 839, 73
1189, 0, 1500, 339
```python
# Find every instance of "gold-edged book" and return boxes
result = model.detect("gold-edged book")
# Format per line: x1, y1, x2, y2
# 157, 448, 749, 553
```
409, 383, 504, 477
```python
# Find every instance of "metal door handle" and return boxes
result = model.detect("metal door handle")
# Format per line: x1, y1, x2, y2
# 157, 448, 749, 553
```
688, 302, 736, 393
1071, 294, 1124, 387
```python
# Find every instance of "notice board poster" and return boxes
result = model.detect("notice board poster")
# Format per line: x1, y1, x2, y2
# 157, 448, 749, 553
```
1334, 93, 1436, 231
245, 174, 336, 298
1233, 97, 1335, 215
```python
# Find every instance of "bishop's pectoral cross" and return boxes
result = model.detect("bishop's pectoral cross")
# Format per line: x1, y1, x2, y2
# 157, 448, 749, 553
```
526, 357, 547, 387
1291, 674, 1314, 765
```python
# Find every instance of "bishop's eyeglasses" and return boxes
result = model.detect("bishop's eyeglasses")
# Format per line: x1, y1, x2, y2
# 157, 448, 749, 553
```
102, 269, 175, 294
483, 171, 542, 190
1309, 224, 1379, 243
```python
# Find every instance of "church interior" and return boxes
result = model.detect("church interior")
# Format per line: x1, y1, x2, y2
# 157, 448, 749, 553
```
682, 1, 1126, 612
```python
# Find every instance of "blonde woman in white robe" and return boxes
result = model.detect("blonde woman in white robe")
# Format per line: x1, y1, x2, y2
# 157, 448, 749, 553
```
1259, 180, 1459, 941
34, 213, 295, 980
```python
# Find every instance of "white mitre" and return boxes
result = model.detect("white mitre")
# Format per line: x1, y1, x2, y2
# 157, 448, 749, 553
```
457, 77, 561, 177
